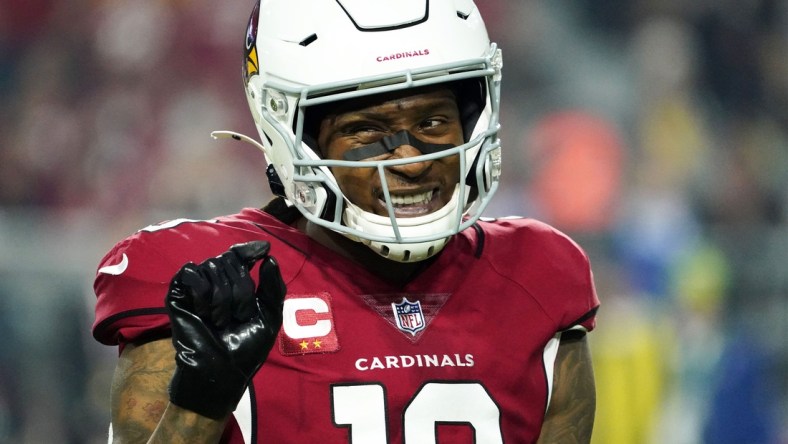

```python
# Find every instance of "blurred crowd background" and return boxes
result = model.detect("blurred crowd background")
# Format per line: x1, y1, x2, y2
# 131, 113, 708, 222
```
1, 0, 786, 443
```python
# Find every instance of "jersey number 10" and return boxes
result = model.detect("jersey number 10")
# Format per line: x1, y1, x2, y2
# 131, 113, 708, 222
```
331, 381, 503, 443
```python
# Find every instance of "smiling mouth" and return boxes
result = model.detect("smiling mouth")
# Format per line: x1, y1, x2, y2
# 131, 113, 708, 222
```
381, 189, 437, 217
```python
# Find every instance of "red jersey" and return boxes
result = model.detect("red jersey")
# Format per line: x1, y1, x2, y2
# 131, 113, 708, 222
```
93, 208, 599, 443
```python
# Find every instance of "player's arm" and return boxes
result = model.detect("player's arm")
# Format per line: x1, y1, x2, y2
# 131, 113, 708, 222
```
110, 338, 227, 443
108, 240, 286, 444
537, 332, 596, 444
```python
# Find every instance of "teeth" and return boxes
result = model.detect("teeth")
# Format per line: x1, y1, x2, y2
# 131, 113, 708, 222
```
391, 190, 433, 207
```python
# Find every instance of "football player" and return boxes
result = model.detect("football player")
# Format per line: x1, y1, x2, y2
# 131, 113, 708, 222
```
93, 0, 600, 442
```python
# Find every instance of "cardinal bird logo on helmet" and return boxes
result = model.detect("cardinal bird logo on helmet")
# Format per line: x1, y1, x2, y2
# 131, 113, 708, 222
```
244, 0, 260, 83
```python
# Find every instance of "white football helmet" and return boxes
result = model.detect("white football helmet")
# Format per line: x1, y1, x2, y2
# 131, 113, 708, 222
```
224, 0, 502, 262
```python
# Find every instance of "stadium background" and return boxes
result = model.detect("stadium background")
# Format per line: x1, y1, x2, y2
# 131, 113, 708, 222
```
0, 1, 786, 442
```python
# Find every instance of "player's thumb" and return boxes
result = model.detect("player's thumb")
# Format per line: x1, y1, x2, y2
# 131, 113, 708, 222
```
257, 256, 286, 315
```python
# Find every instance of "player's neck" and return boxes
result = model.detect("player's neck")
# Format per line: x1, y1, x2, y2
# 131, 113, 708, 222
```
296, 218, 424, 286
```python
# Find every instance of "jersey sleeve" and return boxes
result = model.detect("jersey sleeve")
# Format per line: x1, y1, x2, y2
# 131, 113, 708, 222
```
92, 234, 183, 347
483, 218, 600, 334
92, 212, 308, 349
93, 218, 234, 347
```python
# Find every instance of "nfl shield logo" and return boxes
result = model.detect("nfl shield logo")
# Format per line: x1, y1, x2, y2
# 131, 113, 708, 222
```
392, 298, 425, 336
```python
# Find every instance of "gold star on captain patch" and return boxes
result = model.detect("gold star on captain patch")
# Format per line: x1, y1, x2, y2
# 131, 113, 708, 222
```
313, 340, 322, 349
299, 340, 309, 350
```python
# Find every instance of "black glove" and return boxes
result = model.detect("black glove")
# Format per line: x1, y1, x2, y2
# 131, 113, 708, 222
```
165, 240, 286, 420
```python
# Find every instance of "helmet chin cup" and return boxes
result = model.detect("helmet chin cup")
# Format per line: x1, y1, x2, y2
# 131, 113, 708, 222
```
342, 185, 464, 263
241, 0, 503, 262
364, 237, 450, 263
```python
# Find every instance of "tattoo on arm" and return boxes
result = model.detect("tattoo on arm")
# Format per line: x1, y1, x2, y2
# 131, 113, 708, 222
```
111, 339, 176, 442
110, 339, 228, 444
147, 404, 227, 444
537, 334, 596, 444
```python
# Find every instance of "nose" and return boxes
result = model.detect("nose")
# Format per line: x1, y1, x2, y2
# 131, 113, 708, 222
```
386, 144, 433, 179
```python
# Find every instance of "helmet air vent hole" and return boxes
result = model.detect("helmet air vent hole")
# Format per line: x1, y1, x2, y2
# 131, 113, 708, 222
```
299, 34, 318, 47
427, 246, 435, 257
403, 250, 411, 262
457, 11, 470, 20
381, 245, 390, 257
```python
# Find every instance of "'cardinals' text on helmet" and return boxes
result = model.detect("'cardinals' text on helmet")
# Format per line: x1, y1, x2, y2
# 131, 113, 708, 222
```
240, 0, 502, 262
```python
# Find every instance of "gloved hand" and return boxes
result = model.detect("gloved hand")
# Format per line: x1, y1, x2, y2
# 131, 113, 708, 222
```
165, 240, 286, 420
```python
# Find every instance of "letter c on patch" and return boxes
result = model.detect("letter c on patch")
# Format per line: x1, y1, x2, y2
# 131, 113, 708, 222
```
282, 298, 332, 339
